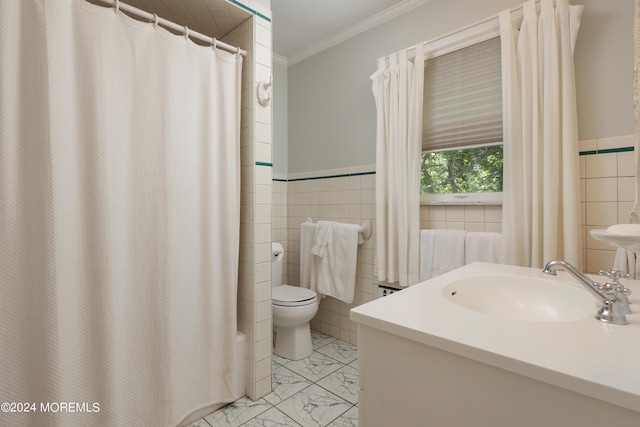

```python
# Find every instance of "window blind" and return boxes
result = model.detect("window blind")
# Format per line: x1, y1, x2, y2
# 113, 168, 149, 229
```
422, 36, 502, 152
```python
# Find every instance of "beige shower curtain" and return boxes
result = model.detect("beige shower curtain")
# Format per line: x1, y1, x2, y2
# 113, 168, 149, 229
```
0, 0, 242, 425
633, 0, 640, 223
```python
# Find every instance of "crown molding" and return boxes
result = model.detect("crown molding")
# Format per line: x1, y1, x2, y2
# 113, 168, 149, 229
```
286, 0, 429, 66
273, 53, 288, 67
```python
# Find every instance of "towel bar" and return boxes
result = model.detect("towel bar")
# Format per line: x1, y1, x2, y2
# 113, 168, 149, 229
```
304, 218, 372, 242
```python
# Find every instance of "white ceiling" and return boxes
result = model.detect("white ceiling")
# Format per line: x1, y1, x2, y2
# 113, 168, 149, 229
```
100, 0, 427, 63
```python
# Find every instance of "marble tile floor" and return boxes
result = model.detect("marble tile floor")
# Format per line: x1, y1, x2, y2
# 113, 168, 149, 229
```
191, 331, 359, 427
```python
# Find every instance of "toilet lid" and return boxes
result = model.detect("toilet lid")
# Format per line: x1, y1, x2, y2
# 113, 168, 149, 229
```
273, 285, 317, 306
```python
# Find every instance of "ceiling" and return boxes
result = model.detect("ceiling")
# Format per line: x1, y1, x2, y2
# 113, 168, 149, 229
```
271, 0, 407, 62
99, 0, 425, 63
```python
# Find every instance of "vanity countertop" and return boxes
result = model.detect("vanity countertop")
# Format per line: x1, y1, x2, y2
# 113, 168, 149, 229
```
350, 262, 640, 413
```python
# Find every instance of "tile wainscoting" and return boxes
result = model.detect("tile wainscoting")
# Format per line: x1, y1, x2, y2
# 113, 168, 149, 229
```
273, 166, 376, 345
580, 135, 636, 273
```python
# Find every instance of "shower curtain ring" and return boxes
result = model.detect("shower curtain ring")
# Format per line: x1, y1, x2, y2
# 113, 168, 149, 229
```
114, 0, 120, 15
152, 13, 159, 28
236, 46, 241, 56
212, 38, 218, 50
183, 26, 189, 40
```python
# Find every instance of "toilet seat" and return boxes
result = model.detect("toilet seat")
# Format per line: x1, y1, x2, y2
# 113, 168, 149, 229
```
273, 285, 317, 307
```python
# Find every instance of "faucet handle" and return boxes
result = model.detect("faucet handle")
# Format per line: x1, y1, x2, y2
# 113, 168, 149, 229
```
601, 281, 631, 296
599, 269, 631, 283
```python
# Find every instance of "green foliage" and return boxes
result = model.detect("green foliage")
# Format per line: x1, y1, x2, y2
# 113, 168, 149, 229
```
421, 145, 503, 194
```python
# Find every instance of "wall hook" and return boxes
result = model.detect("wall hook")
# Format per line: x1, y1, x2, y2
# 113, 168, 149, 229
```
257, 76, 272, 107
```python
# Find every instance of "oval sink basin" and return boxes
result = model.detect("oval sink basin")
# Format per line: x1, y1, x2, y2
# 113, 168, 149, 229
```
442, 275, 597, 322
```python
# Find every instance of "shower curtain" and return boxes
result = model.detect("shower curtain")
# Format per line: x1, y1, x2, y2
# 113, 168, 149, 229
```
633, 0, 640, 224
0, 0, 242, 425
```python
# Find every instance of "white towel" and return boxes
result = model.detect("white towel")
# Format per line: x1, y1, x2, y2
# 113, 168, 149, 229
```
613, 247, 640, 279
420, 230, 436, 281
311, 220, 334, 258
420, 229, 466, 281
465, 232, 502, 265
300, 221, 318, 291
312, 222, 359, 303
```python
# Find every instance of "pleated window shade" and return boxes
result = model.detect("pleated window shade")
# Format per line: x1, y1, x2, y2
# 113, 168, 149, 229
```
422, 37, 502, 152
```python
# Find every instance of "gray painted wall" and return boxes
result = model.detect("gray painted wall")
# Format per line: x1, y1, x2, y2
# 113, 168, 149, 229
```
284, 0, 634, 174
273, 60, 288, 173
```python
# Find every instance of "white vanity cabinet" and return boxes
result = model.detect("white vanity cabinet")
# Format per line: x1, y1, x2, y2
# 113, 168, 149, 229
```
351, 263, 640, 427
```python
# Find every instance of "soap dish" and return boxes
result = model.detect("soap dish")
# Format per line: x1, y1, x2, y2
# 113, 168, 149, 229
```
590, 224, 640, 253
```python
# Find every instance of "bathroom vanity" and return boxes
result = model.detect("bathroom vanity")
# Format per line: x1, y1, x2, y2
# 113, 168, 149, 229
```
351, 262, 640, 427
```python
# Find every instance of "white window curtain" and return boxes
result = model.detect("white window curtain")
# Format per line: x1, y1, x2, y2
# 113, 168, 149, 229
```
499, 0, 583, 268
633, 0, 640, 224
371, 49, 424, 287
0, 0, 242, 425
613, 0, 640, 277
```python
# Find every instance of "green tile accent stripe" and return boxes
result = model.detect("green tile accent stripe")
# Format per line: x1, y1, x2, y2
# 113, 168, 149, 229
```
273, 170, 376, 183
255, 161, 272, 167
228, 0, 271, 22
579, 146, 634, 156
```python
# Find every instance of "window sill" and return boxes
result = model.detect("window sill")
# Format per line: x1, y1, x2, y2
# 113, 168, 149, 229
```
420, 192, 503, 206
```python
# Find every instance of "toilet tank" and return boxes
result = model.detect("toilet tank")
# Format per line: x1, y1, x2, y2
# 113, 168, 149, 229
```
271, 242, 284, 288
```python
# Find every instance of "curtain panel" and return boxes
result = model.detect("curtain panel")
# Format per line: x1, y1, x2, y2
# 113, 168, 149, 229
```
371, 49, 424, 287
633, 0, 640, 223
500, 0, 583, 268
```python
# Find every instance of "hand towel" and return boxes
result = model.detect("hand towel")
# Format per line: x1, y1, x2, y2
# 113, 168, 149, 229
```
311, 220, 334, 258
465, 232, 503, 264
313, 222, 359, 303
420, 230, 436, 281
613, 247, 639, 279
420, 229, 466, 281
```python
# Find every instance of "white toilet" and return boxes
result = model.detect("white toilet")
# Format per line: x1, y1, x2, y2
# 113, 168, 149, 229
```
272, 242, 318, 360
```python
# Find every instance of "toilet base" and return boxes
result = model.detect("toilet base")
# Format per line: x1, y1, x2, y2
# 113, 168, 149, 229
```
274, 322, 313, 360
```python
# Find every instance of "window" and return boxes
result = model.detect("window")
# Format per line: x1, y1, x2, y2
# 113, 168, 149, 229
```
421, 36, 503, 205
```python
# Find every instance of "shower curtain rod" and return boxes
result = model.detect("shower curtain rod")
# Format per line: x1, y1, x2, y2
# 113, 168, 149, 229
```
94, 0, 247, 57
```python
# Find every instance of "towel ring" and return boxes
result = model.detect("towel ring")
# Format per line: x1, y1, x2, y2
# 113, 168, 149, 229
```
360, 220, 372, 240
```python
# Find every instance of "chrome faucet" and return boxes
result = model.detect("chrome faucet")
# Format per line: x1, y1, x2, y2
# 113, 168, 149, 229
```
543, 260, 630, 325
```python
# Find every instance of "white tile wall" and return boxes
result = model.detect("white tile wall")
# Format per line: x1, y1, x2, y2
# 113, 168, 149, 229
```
420, 205, 502, 232
581, 136, 636, 274
272, 177, 288, 284
225, 12, 273, 401
271, 166, 376, 345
